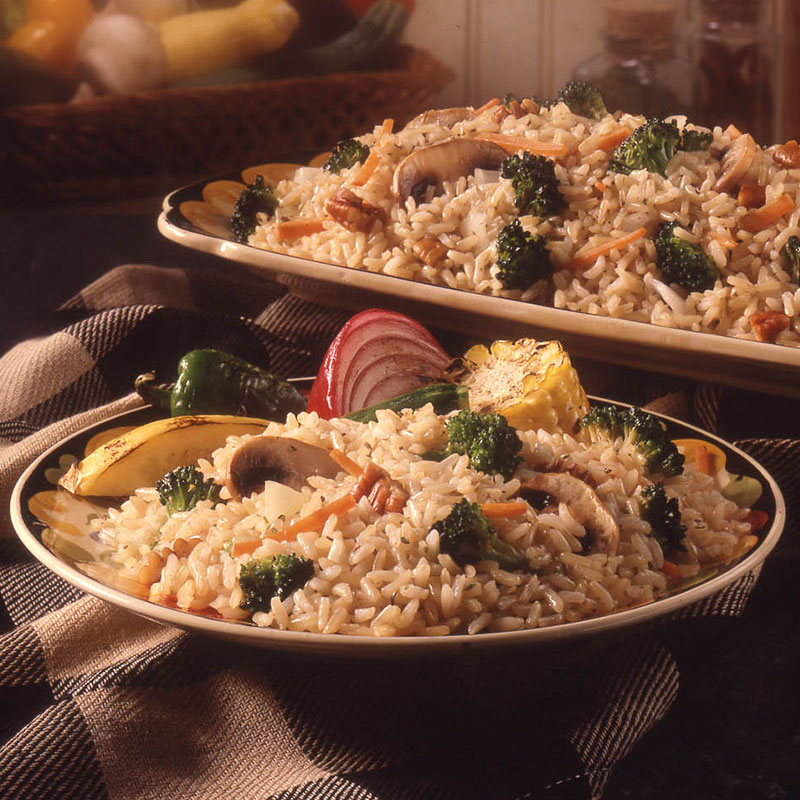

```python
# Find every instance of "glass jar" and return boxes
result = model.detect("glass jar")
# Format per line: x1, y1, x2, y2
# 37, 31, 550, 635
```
691, 0, 776, 143
572, 1, 694, 120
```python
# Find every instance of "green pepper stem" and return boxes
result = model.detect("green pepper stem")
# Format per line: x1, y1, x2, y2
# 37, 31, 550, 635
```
134, 372, 174, 412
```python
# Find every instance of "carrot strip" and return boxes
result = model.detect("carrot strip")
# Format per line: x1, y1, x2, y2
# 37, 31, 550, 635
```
566, 226, 647, 271
695, 444, 713, 476
739, 193, 796, 234
593, 180, 606, 194
711, 231, 739, 249
380, 118, 394, 135
276, 219, 327, 241
595, 126, 632, 151
475, 131, 570, 158
329, 448, 364, 478
474, 97, 500, 114
479, 501, 529, 518
352, 150, 381, 186
746, 509, 770, 533
661, 559, 681, 587
278, 494, 356, 542
231, 539, 260, 557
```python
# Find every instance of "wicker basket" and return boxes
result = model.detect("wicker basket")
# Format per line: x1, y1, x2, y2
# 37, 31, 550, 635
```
1, 46, 453, 203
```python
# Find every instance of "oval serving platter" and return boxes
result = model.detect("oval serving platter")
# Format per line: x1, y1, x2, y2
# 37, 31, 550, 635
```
158, 166, 800, 399
10, 400, 786, 657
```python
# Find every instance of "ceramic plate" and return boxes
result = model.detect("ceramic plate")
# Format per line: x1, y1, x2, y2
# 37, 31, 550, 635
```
158, 168, 800, 399
10, 402, 785, 657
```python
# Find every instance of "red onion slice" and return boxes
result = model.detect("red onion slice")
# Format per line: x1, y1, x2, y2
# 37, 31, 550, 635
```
307, 309, 450, 418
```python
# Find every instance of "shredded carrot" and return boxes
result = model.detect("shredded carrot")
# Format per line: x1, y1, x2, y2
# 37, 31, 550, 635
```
746, 509, 770, 533
661, 559, 681, 587
380, 118, 394, 135
566, 226, 647, 271
595, 126, 632, 151
329, 448, 363, 478
711, 231, 739, 249
352, 150, 381, 186
479, 501, 529, 518
231, 539, 260, 558
475, 131, 570, 158
593, 180, 606, 194
694, 443, 713, 476
276, 219, 326, 241
474, 97, 500, 114
278, 494, 356, 542
739, 193, 796, 234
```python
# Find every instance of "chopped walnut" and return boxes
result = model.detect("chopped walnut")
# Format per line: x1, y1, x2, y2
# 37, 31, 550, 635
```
325, 187, 384, 233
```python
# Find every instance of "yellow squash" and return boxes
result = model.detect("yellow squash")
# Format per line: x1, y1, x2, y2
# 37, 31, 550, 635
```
60, 414, 268, 497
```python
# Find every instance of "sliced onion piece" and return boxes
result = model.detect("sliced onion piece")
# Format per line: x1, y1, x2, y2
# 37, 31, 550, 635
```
474, 168, 501, 186
645, 272, 688, 315
306, 309, 450, 419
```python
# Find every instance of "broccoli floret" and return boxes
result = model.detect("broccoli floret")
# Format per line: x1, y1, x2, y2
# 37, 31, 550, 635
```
654, 220, 720, 293
639, 483, 687, 554
156, 465, 222, 516
440, 410, 522, 480
435, 499, 527, 571
239, 554, 314, 613
581, 405, 685, 477
324, 138, 370, 174
230, 175, 277, 244
556, 80, 607, 121
680, 129, 713, 152
782, 235, 800, 283
495, 218, 552, 290
610, 118, 682, 177
500, 151, 563, 218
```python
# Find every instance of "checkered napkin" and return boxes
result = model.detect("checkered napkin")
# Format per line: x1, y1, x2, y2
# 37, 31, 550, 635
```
0, 265, 791, 800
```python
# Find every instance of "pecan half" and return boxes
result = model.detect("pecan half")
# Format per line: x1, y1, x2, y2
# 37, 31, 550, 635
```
773, 140, 800, 169
325, 187, 384, 233
412, 236, 448, 266
737, 184, 766, 209
750, 311, 791, 343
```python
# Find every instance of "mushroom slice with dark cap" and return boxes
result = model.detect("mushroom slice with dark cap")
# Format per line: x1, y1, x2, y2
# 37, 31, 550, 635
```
391, 138, 507, 203
226, 437, 339, 499
517, 473, 620, 556
714, 132, 756, 194
405, 107, 476, 129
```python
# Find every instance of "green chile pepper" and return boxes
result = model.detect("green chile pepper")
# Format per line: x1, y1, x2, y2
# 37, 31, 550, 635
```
135, 349, 307, 420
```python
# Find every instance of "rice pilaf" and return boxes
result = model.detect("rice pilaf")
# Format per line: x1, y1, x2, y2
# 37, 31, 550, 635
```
93, 405, 752, 636
248, 102, 800, 346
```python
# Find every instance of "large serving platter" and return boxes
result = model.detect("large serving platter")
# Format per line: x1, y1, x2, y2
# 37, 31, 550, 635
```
10, 401, 785, 658
158, 169, 800, 399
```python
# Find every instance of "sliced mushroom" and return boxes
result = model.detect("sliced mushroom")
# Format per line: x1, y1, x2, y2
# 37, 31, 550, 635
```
226, 437, 338, 499
392, 138, 507, 202
406, 107, 476, 129
517, 473, 620, 556
714, 133, 756, 194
